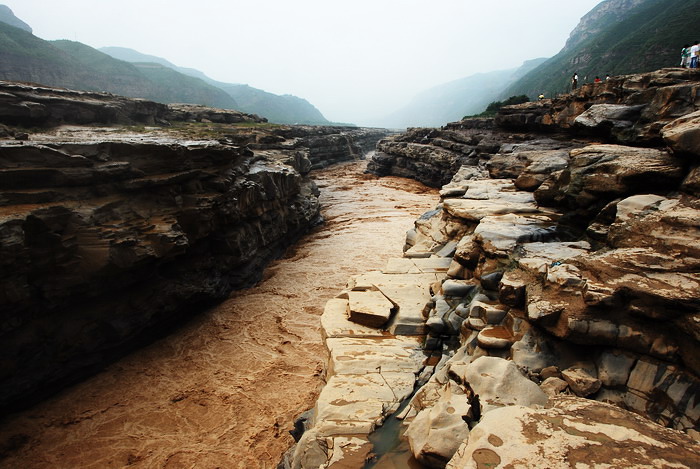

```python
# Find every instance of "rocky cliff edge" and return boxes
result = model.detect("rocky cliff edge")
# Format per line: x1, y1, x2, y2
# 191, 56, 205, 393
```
287, 68, 700, 468
0, 81, 390, 412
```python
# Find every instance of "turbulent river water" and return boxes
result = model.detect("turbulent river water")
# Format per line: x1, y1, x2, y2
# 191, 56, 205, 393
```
0, 160, 438, 469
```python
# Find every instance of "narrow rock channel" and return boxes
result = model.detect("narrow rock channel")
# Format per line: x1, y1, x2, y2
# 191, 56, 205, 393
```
0, 160, 438, 469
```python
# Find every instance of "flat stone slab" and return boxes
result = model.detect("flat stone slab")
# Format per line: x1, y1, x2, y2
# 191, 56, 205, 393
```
517, 241, 591, 274
474, 213, 557, 255
351, 271, 442, 335
446, 397, 700, 469
384, 257, 452, 274
347, 289, 394, 328
326, 336, 425, 375
442, 179, 541, 222
314, 371, 417, 434
321, 298, 388, 340
444, 198, 540, 221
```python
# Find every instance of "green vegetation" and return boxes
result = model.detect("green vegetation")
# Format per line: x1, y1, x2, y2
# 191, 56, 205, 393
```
502, 0, 700, 99
218, 83, 329, 125
0, 19, 329, 125
468, 95, 530, 118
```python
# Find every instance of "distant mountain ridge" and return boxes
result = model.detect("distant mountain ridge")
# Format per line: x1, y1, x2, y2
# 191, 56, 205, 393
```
0, 4, 30, 33
0, 6, 330, 125
501, 0, 698, 99
100, 46, 329, 125
378, 58, 547, 128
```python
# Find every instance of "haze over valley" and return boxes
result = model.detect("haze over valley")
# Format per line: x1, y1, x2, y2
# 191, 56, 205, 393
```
1, 0, 603, 126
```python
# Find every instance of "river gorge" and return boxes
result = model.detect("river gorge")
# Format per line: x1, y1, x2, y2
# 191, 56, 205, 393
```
1, 69, 700, 469
0, 155, 437, 468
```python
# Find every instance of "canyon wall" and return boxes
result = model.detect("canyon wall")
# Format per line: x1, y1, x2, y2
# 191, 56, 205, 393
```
289, 68, 700, 468
0, 81, 388, 413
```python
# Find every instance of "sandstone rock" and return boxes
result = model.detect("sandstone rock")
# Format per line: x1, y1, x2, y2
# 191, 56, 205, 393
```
596, 349, 636, 387
517, 241, 591, 275
325, 337, 424, 376
574, 104, 644, 131
540, 377, 569, 397
536, 144, 686, 219
350, 271, 442, 336
460, 356, 548, 414
292, 432, 372, 469
405, 381, 473, 468
497, 271, 526, 307
662, 109, 700, 157
510, 327, 560, 373
476, 326, 513, 349
527, 300, 564, 326
474, 214, 558, 255
321, 298, 387, 340
441, 279, 475, 297
682, 165, 700, 195
561, 367, 601, 397
347, 289, 394, 328
446, 397, 700, 469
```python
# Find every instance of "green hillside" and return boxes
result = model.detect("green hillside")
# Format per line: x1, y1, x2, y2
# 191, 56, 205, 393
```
218, 83, 328, 125
502, 0, 700, 99
100, 46, 330, 125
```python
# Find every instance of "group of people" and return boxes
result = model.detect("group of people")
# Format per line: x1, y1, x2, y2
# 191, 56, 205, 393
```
681, 42, 700, 68
570, 73, 610, 91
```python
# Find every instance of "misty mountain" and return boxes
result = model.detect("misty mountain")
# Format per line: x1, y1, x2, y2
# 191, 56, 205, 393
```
100, 46, 330, 125
378, 58, 547, 128
501, 0, 699, 99
0, 21, 238, 109
0, 4, 30, 33
0, 6, 330, 125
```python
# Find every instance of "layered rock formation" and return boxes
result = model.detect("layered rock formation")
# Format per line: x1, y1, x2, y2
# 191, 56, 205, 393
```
0, 81, 389, 412
290, 68, 700, 468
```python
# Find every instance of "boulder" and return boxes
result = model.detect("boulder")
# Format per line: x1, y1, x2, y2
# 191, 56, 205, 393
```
537, 144, 685, 211
460, 356, 548, 414
446, 397, 700, 469
405, 381, 473, 468
573, 104, 644, 131
347, 289, 394, 328
662, 109, 700, 157
561, 367, 602, 397
540, 377, 569, 397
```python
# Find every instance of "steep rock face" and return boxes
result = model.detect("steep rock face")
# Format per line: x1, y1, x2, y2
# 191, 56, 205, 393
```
0, 139, 320, 411
0, 83, 390, 412
562, 0, 648, 52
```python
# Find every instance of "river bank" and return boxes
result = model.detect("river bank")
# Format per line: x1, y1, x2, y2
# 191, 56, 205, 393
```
0, 160, 437, 469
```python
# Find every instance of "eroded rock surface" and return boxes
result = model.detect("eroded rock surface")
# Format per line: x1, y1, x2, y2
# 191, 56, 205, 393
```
318, 68, 700, 469
0, 82, 391, 413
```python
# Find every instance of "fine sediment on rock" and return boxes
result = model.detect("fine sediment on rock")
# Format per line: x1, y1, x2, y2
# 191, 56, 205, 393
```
291, 68, 700, 468
0, 81, 391, 413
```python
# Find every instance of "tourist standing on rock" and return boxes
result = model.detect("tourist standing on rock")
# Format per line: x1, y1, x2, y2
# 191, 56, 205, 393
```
571, 73, 578, 91
594, 76, 602, 83
690, 42, 700, 68
681, 44, 691, 67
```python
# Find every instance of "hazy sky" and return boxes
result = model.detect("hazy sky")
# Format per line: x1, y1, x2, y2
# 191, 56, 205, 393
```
4, 0, 602, 125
